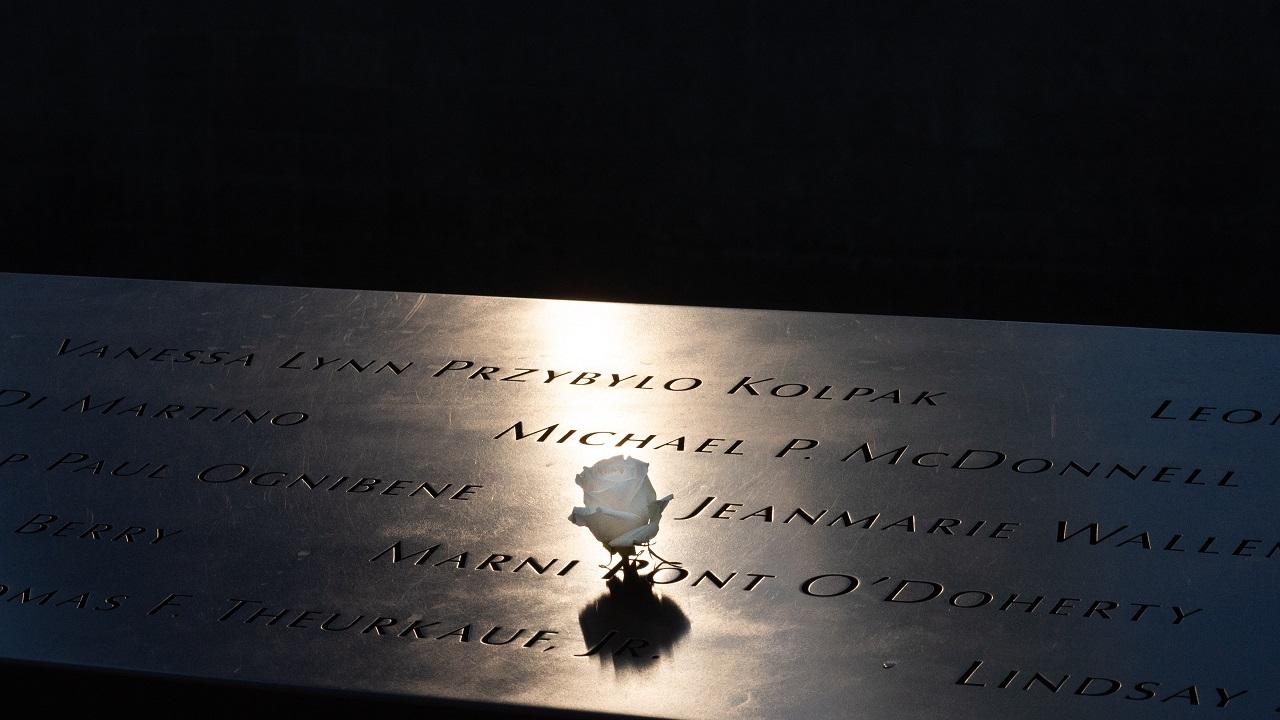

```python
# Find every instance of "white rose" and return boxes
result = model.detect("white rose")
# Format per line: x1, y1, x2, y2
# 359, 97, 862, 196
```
568, 455, 673, 552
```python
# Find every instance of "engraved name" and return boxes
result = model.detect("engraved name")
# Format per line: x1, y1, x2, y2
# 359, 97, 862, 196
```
196, 463, 482, 501
0, 388, 309, 427
726, 376, 945, 405
217, 597, 561, 651
1150, 399, 1279, 426
371, 541, 778, 592
0, 583, 127, 611
956, 659, 1247, 710
776, 438, 1239, 489
41, 452, 170, 478
433, 360, 701, 391
278, 351, 412, 375
371, 541, 581, 577
672, 495, 1019, 541
14, 512, 180, 545
3, 452, 484, 507
434, 360, 950, 408
1056, 520, 1278, 560
55, 338, 254, 367
799, 575, 1201, 626
494, 420, 746, 455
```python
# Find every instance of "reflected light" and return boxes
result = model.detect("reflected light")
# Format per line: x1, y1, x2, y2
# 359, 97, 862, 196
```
534, 299, 639, 368
527, 299, 684, 577
454, 297, 785, 713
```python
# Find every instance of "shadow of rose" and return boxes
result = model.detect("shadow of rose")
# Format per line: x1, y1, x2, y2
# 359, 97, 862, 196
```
577, 562, 691, 672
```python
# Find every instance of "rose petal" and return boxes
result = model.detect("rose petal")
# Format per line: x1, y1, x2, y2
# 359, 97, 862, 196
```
648, 493, 674, 520
579, 461, 653, 515
569, 505, 645, 526
609, 522, 659, 548
571, 456, 670, 546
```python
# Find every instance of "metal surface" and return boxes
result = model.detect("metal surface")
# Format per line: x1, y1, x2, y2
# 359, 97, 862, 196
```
0, 272, 1275, 718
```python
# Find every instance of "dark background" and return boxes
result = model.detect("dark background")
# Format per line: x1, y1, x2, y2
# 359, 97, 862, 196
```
4, 2, 1278, 333
1, 1, 1277, 715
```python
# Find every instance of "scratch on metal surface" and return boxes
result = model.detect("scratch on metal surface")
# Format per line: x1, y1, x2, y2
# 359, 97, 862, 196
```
398, 294, 428, 327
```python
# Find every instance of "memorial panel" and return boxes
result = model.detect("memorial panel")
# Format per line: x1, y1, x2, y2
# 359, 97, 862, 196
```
0, 272, 1275, 718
